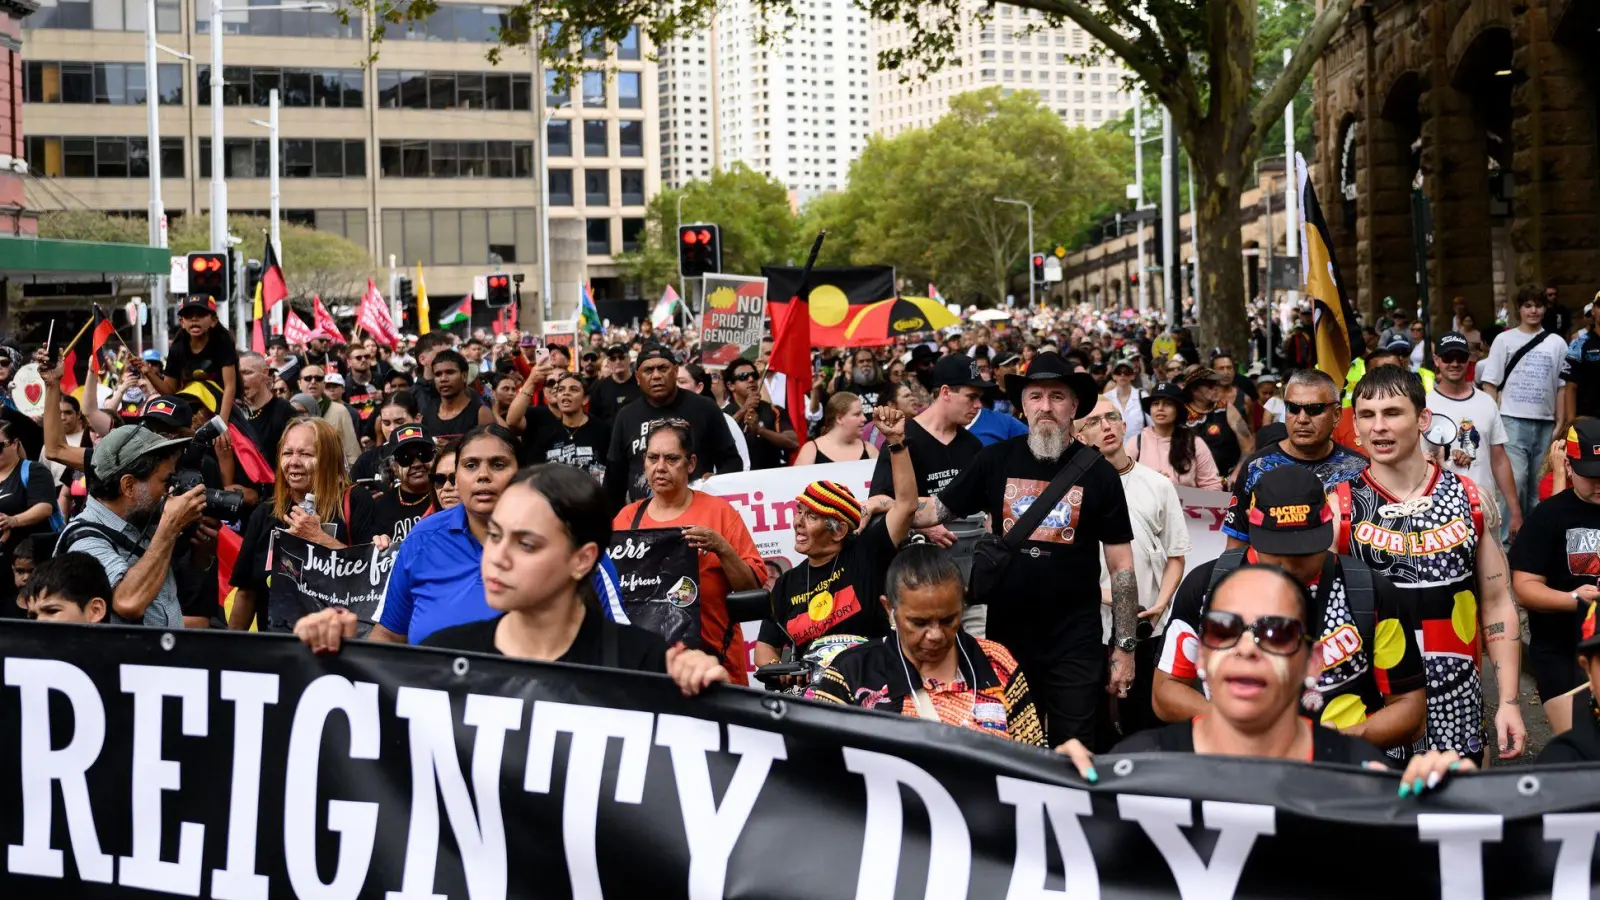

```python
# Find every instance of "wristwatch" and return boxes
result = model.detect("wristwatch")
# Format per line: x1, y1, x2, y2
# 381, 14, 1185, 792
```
887, 442, 907, 453
1115, 636, 1138, 653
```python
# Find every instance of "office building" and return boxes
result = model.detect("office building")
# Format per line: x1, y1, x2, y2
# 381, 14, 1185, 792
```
870, 1, 1135, 137
17, 0, 660, 319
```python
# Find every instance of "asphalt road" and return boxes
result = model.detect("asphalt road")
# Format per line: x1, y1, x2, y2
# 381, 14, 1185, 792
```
1480, 621, 1558, 767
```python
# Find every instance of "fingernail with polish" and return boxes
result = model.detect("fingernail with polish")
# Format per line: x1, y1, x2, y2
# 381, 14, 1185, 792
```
1412, 777, 1426, 795
1448, 761, 1462, 772
1426, 771, 1442, 791
1085, 767, 1098, 784
1397, 782, 1411, 798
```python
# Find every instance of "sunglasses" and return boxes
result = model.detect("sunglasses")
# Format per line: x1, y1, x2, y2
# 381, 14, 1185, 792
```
430, 472, 455, 486
1285, 401, 1334, 417
1200, 610, 1308, 656
395, 447, 436, 467
730, 372, 757, 382
302, 375, 324, 383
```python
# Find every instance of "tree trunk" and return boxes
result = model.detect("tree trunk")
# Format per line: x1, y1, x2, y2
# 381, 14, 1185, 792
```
1193, 171, 1250, 357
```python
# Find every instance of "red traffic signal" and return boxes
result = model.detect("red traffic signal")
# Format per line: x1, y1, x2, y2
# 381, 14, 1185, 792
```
1129, 272, 1140, 286
677, 224, 721, 277
485, 272, 512, 308
682, 230, 699, 245
186, 251, 230, 300
1031, 254, 1047, 284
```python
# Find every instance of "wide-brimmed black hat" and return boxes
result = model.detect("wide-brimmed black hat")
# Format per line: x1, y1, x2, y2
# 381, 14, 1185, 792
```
1006, 353, 1100, 419
1141, 381, 1186, 412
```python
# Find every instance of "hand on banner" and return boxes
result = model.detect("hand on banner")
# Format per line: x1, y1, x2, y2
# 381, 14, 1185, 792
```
665, 644, 730, 697
1369, 750, 1476, 796
1495, 702, 1527, 760
373, 535, 391, 551
294, 606, 359, 654
1053, 739, 1098, 783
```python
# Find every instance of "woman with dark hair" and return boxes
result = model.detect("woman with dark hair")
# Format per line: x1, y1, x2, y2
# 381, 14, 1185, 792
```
794, 391, 877, 465
809, 544, 1046, 745
613, 422, 765, 683
431, 441, 460, 510
296, 465, 728, 693
1057, 564, 1468, 792
1126, 382, 1222, 489
228, 416, 384, 631
492, 372, 522, 431
351, 390, 422, 487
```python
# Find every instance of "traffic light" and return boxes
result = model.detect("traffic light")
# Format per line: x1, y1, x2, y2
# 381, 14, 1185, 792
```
396, 276, 415, 326
678, 223, 721, 278
1129, 272, 1139, 286
186, 251, 230, 302
485, 273, 512, 308
1031, 253, 1046, 285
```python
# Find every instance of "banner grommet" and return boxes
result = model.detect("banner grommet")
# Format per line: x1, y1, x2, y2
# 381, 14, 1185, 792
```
1112, 759, 1135, 777
762, 697, 788, 720
159, 633, 175, 651
1517, 775, 1542, 797
452, 657, 470, 677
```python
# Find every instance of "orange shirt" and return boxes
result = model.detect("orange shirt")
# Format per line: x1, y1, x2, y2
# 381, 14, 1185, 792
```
1333, 407, 1369, 458
614, 491, 766, 685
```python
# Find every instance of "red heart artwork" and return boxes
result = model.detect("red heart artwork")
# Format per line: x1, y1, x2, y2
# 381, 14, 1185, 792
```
23, 384, 41, 405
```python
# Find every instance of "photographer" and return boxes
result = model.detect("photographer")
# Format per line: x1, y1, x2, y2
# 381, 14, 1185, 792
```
55, 425, 206, 629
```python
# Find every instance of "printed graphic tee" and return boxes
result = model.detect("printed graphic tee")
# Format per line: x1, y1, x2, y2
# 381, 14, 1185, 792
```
1508, 489, 1600, 667
1220, 442, 1367, 542
758, 518, 898, 657
869, 418, 982, 500
1425, 388, 1507, 504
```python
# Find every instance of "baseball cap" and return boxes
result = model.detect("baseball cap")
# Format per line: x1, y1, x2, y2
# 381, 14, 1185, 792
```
1141, 381, 1186, 412
1384, 334, 1413, 353
1255, 371, 1281, 385
1565, 421, 1600, 479
1577, 600, 1600, 652
1436, 332, 1471, 360
581, 349, 599, 362
137, 395, 194, 431
930, 354, 996, 390
324, 372, 345, 387
1244, 466, 1334, 555
90, 425, 189, 483
1111, 357, 1136, 374
636, 343, 677, 366
605, 343, 630, 358
389, 423, 431, 450
992, 351, 1020, 368
178, 296, 217, 315
140, 349, 163, 363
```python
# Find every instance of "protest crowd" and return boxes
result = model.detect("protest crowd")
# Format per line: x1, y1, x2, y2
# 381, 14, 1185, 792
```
8, 269, 1600, 894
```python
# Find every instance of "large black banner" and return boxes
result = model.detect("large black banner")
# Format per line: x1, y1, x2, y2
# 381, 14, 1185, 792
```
1, 621, 1596, 899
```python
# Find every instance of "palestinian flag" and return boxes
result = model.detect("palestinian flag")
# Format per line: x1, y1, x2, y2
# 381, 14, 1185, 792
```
437, 295, 471, 328
60, 305, 115, 396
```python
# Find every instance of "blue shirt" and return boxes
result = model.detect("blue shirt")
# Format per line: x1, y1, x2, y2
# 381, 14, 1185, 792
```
1219, 442, 1368, 542
969, 407, 1029, 446
377, 503, 628, 643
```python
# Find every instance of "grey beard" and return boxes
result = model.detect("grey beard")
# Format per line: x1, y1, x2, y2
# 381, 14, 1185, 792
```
1028, 422, 1066, 461
852, 367, 875, 385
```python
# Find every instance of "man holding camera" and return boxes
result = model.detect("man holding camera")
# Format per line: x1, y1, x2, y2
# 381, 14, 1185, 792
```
56, 425, 207, 629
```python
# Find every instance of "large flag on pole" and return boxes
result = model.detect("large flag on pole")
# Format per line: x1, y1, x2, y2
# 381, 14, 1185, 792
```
356, 279, 400, 348
61, 306, 115, 397
284, 310, 315, 345
1297, 153, 1365, 384
249, 283, 266, 353
311, 294, 343, 344
415, 261, 431, 335
261, 239, 288, 312
437, 295, 471, 329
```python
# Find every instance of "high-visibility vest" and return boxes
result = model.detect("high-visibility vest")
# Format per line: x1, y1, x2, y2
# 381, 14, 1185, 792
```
1342, 358, 1434, 406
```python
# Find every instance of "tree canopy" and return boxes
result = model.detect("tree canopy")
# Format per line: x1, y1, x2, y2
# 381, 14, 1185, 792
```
617, 163, 799, 291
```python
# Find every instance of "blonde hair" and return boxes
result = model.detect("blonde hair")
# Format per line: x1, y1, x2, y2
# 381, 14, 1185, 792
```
822, 391, 861, 434
272, 417, 350, 523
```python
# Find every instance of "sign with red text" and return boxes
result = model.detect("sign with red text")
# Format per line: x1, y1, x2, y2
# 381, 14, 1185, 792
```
698, 274, 767, 370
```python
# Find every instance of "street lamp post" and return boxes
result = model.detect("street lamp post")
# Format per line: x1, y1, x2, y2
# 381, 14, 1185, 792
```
145, 0, 190, 355
994, 197, 1034, 308
537, 96, 574, 322
208, 0, 329, 253
247, 89, 280, 258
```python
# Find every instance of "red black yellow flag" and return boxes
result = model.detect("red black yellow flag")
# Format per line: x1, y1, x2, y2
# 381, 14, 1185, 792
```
60, 305, 114, 396
1297, 153, 1365, 383
261, 239, 288, 311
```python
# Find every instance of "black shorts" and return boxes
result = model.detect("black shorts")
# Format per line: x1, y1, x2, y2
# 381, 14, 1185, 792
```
1527, 642, 1586, 706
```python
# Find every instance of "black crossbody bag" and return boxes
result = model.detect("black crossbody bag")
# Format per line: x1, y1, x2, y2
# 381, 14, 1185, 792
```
967, 446, 1101, 604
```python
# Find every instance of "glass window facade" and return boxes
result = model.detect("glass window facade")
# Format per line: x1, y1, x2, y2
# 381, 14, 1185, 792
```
25, 136, 183, 178
24, 61, 183, 105
198, 138, 364, 178
197, 66, 364, 107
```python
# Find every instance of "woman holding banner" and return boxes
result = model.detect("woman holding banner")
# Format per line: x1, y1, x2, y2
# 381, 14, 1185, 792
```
1055, 564, 1471, 793
612, 421, 765, 684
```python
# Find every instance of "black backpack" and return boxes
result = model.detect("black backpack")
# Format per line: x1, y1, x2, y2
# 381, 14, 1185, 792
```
1204, 547, 1376, 654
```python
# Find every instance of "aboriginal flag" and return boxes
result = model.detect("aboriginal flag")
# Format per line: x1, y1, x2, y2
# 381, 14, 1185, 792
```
261, 239, 288, 311
763, 265, 896, 347
1297, 153, 1365, 383
60, 305, 114, 396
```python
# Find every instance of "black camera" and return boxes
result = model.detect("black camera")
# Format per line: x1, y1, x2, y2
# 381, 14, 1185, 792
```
167, 417, 245, 520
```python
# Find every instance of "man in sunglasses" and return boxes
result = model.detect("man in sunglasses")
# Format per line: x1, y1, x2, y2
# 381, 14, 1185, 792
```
722, 357, 796, 471
1154, 465, 1425, 753
371, 424, 439, 544
1330, 364, 1527, 764
1221, 368, 1367, 550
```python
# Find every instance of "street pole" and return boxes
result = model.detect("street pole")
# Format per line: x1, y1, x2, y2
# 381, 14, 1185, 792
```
1160, 106, 1178, 326
145, 0, 176, 355
1283, 48, 1300, 313
994, 197, 1034, 308
676, 192, 687, 328
267, 89, 279, 258
1133, 92, 1148, 311
1264, 177, 1275, 371
534, 51, 554, 320
208, 0, 227, 254
388, 253, 400, 328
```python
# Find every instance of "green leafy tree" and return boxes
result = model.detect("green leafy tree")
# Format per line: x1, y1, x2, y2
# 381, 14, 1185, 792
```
618, 163, 799, 290
799, 89, 1127, 306
37, 211, 374, 302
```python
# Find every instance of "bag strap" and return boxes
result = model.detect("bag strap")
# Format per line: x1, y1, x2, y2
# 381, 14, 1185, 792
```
55, 519, 143, 559
1459, 474, 1485, 538
1495, 330, 1559, 391
600, 614, 620, 668
1338, 556, 1377, 654
1001, 446, 1102, 550
630, 500, 650, 530
340, 487, 353, 541
1205, 547, 1250, 596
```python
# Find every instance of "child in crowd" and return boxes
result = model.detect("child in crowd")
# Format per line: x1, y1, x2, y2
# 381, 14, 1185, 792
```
22, 551, 110, 624
148, 296, 238, 428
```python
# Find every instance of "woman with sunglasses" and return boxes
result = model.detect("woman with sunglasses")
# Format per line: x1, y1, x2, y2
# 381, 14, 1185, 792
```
431, 442, 461, 510
1056, 565, 1470, 793
371, 424, 440, 544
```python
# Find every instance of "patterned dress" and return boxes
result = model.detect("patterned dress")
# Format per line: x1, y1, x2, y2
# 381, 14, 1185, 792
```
1333, 465, 1486, 761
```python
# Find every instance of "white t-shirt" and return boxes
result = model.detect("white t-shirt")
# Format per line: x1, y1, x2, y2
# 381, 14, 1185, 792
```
1425, 387, 1505, 502
1479, 328, 1566, 420
1099, 461, 1192, 642
1102, 386, 1147, 441
1262, 395, 1286, 424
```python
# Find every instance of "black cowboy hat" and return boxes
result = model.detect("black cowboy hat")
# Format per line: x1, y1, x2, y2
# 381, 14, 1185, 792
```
1006, 352, 1101, 419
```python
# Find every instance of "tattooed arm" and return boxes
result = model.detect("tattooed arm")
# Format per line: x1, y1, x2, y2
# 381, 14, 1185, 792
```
1478, 528, 1526, 759
1105, 543, 1137, 697
912, 495, 954, 529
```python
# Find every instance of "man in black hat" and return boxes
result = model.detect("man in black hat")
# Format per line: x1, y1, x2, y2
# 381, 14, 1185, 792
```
1509, 419, 1600, 735
918, 352, 1136, 749
1152, 466, 1425, 753
588, 344, 642, 434
604, 343, 742, 507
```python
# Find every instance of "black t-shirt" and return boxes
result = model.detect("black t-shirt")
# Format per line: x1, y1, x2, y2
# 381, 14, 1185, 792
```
343, 380, 381, 441
935, 437, 1133, 661
831, 377, 888, 421
420, 607, 668, 672
0, 460, 57, 617
372, 489, 436, 544
605, 388, 743, 505
1508, 489, 1600, 656
1157, 553, 1426, 730
1560, 330, 1600, 420
757, 518, 898, 655
723, 399, 786, 471
166, 326, 239, 386
246, 396, 295, 460
589, 377, 643, 430
423, 396, 486, 445
230, 485, 381, 629
1112, 719, 1390, 766
525, 412, 610, 481
868, 419, 981, 499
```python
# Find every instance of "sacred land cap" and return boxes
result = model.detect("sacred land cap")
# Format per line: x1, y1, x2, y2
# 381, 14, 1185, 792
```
1243, 465, 1334, 555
